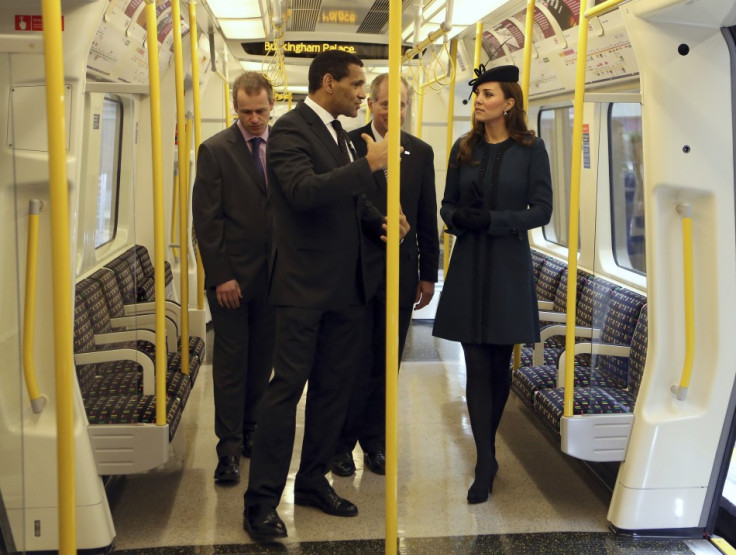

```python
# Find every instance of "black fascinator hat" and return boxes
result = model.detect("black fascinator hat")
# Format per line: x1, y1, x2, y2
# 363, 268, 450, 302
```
467, 64, 519, 101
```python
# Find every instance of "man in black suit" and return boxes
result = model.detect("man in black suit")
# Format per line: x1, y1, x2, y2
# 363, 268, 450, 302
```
192, 72, 275, 485
332, 74, 439, 477
243, 51, 405, 540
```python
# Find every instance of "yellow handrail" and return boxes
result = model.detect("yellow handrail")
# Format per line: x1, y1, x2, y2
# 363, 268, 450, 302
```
402, 25, 450, 64
386, 1, 401, 552
171, 0, 190, 375
188, 1, 205, 311
443, 39, 458, 279
672, 204, 694, 400
416, 88, 424, 139
23, 199, 47, 414
563, 0, 626, 417
41, 0, 75, 552
522, 0, 536, 115
145, 0, 168, 426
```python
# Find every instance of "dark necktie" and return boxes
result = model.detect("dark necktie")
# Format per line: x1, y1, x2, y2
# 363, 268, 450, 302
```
331, 120, 351, 165
249, 136, 266, 186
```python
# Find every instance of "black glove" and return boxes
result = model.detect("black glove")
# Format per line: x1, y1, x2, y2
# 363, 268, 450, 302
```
452, 207, 490, 230
459, 183, 483, 208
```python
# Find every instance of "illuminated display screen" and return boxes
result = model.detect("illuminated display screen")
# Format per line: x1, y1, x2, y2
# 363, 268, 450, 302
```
241, 41, 411, 59
320, 9, 357, 24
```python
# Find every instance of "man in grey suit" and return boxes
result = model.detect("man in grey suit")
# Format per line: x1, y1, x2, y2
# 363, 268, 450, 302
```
192, 72, 275, 486
243, 51, 403, 540
332, 74, 439, 477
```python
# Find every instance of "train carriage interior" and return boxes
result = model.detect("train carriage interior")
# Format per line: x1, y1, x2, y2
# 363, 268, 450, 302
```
2, 0, 736, 552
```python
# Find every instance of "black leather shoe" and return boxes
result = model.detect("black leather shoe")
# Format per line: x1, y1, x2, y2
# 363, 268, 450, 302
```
294, 484, 358, 517
214, 455, 240, 484
363, 451, 386, 475
331, 452, 356, 477
242, 430, 254, 458
243, 506, 287, 539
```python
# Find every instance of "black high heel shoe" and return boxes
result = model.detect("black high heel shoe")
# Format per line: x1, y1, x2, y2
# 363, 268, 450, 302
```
467, 460, 498, 504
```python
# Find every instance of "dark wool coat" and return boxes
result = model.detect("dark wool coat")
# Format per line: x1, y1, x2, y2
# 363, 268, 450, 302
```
432, 136, 553, 345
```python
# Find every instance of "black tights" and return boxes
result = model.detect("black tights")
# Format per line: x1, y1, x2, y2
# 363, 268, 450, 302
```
461, 343, 514, 484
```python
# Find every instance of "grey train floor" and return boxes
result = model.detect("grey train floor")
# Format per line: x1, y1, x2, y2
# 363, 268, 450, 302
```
107, 322, 718, 555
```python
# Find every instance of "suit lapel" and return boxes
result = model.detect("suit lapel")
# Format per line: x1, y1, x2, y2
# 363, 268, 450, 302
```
226, 123, 267, 195
297, 102, 348, 167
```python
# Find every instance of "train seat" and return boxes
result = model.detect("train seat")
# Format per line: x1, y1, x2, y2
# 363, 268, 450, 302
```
531, 249, 551, 283
86, 269, 205, 366
101, 249, 205, 365
513, 288, 646, 406
531, 304, 648, 447
73, 291, 194, 401
535, 255, 566, 310
75, 279, 201, 381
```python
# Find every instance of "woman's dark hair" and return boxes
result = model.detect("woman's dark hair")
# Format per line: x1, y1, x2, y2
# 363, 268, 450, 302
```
308, 50, 364, 93
454, 81, 536, 167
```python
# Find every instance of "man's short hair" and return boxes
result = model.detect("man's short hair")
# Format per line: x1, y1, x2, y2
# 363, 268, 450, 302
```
370, 73, 410, 102
308, 50, 364, 93
232, 72, 274, 103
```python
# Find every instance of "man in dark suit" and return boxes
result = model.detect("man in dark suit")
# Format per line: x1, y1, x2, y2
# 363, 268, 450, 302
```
243, 51, 405, 540
192, 72, 275, 486
332, 74, 439, 477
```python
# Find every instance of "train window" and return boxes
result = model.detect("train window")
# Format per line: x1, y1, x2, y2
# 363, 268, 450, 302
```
538, 107, 576, 249
608, 103, 645, 274
95, 97, 123, 248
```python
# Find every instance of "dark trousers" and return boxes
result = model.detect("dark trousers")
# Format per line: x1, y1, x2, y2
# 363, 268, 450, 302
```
207, 288, 275, 459
244, 304, 365, 510
336, 281, 413, 455
461, 343, 514, 477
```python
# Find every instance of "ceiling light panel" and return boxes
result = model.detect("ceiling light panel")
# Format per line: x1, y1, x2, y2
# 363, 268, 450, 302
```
219, 18, 266, 39
206, 0, 263, 19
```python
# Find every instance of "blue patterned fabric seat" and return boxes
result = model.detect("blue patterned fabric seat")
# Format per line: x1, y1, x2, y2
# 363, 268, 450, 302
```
72, 295, 194, 403
532, 305, 649, 433
85, 270, 205, 369
513, 289, 646, 406
522, 271, 616, 366
83, 395, 183, 441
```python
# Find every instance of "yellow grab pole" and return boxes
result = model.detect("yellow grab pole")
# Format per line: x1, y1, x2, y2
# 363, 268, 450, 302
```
416, 88, 424, 139
672, 204, 694, 400
145, 0, 168, 425
522, 0, 536, 115
386, 0, 401, 551
41, 0, 75, 551
172, 0, 190, 374
189, 25, 204, 309
443, 39, 458, 278
224, 80, 232, 127
188, 1, 205, 310
23, 200, 46, 414
170, 168, 180, 261
563, 0, 590, 417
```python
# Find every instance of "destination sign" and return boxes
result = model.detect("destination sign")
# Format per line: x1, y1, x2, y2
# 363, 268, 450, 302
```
241, 41, 411, 60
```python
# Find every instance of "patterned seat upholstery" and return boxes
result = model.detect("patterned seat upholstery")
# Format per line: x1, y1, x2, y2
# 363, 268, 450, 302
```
72, 294, 193, 404
532, 305, 649, 433
83, 395, 183, 441
531, 250, 550, 282
513, 289, 646, 406
91, 265, 205, 373
536, 257, 566, 304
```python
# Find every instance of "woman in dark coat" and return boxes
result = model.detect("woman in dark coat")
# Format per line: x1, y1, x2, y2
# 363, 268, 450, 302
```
432, 64, 553, 503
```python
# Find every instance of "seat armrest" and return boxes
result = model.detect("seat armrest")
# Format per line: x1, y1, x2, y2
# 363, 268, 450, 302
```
556, 343, 632, 387
538, 300, 554, 311
75, 348, 156, 395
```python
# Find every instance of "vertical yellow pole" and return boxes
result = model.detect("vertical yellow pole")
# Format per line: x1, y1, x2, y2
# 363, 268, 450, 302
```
443, 39, 458, 278
40, 0, 75, 551
522, 0, 536, 115
472, 23, 483, 114
416, 89, 424, 139
563, 1, 589, 417
145, 0, 168, 425
188, 1, 205, 311
171, 0, 190, 374
385, 0, 401, 552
